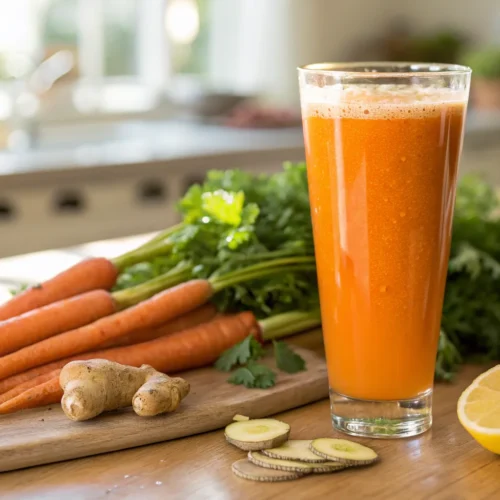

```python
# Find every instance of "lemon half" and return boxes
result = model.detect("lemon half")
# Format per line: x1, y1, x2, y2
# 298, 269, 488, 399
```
457, 365, 500, 454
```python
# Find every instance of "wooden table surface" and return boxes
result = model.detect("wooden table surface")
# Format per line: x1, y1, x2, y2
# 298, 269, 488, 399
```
0, 332, 498, 500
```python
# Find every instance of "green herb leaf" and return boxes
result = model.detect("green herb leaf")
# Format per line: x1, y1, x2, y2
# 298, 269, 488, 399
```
246, 362, 277, 388
228, 367, 256, 387
214, 335, 264, 372
202, 190, 245, 226
273, 340, 306, 374
228, 362, 276, 389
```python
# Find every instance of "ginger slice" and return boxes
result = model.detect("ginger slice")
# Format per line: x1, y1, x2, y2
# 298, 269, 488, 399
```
310, 438, 378, 465
248, 451, 345, 473
231, 459, 303, 482
262, 440, 325, 463
225, 418, 290, 451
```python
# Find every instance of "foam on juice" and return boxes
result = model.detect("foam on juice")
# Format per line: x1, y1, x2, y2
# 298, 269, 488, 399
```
301, 84, 468, 120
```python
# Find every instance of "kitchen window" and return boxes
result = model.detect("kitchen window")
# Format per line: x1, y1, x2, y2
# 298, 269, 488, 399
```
0, 0, 208, 123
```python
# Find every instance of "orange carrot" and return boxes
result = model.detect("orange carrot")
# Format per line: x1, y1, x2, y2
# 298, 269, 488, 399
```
0, 370, 60, 405
0, 280, 213, 381
0, 378, 62, 415
0, 350, 109, 396
0, 258, 118, 322
0, 354, 98, 396
105, 303, 218, 348
91, 311, 261, 373
0, 312, 259, 414
0, 290, 116, 357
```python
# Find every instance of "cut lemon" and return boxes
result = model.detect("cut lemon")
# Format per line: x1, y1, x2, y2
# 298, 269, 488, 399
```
457, 365, 500, 454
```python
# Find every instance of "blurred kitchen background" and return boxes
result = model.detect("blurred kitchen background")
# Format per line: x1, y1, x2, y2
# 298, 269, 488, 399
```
1, 0, 500, 259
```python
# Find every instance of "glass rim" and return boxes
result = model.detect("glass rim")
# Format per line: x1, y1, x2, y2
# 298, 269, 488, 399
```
298, 61, 472, 78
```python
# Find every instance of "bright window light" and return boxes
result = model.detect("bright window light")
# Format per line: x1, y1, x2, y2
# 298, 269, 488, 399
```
0, 1, 38, 53
165, 0, 200, 45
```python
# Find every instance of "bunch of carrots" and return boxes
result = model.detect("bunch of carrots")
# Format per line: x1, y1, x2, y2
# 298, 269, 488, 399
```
0, 164, 321, 415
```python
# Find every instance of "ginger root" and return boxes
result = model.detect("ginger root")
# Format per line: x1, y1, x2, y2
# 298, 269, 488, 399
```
133, 374, 189, 417
60, 359, 189, 421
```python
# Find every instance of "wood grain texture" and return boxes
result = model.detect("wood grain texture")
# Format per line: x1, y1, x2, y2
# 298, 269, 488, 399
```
0, 331, 499, 500
0, 346, 328, 473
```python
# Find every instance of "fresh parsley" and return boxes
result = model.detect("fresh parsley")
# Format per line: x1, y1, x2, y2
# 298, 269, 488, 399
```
438, 175, 500, 380
273, 340, 307, 374
214, 336, 264, 372
114, 162, 319, 318
228, 362, 277, 389
215, 334, 306, 389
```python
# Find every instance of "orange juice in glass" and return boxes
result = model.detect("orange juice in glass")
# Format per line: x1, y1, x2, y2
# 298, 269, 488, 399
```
298, 63, 471, 438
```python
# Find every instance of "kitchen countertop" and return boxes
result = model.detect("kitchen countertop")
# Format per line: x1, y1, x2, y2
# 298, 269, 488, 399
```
0, 330, 498, 500
0, 120, 305, 179
1, 110, 499, 180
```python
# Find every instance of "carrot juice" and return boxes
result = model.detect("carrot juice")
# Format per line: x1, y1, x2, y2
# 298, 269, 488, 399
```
298, 64, 470, 424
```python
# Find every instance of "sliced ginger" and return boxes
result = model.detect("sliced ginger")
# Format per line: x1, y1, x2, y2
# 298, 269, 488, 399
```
225, 418, 290, 450
310, 438, 378, 465
226, 417, 379, 482
248, 451, 346, 474
232, 459, 303, 482
60, 359, 189, 421
262, 440, 326, 463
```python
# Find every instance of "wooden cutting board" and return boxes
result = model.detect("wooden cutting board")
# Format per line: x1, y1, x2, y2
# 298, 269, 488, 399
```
0, 347, 328, 473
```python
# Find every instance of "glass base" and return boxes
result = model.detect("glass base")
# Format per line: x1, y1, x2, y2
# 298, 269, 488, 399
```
330, 389, 432, 439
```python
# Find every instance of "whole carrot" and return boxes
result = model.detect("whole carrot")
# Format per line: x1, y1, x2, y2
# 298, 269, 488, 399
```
0, 258, 118, 322
0, 280, 213, 381
0, 311, 259, 414
0, 290, 116, 357
0, 370, 60, 405
104, 303, 218, 348
94, 311, 261, 373
0, 378, 62, 415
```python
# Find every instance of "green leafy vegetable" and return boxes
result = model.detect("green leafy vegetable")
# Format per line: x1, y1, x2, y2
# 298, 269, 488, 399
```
439, 175, 500, 380
273, 340, 307, 374
118, 162, 319, 319
228, 362, 277, 389
214, 336, 264, 372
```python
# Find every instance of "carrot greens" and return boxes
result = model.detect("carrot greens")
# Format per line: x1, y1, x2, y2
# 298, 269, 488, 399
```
114, 163, 319, 319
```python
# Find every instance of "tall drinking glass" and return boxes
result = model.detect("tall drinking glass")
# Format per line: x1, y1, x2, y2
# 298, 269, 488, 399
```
298, 63, 471, 438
